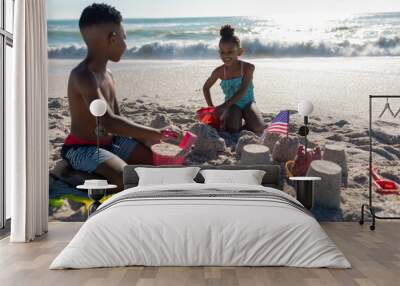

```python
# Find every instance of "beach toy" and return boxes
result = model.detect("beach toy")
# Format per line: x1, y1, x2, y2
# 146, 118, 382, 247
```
151, 143, 185, 165
370, 165, 399, 195
285, 160, 295, 178
375, 179, 397, 190
152, 131, 198, 165
178, 131, 198, 152
197, 107, 222, 130
291, 145, 321, 177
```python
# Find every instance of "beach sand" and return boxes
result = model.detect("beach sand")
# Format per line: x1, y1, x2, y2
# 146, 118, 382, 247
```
48, 58, 400, 221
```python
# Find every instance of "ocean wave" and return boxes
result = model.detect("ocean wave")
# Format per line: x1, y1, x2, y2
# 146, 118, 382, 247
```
354, 12, 400, 20
48, 28, 219, 41
328, 25, 360, 33
241, 37, 400, 57
48, 36, 400, 59
126, 29, 217, 40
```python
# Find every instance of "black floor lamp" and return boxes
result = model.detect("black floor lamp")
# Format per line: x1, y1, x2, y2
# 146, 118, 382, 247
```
77, 99, 117, 215
297, 100, 314, 150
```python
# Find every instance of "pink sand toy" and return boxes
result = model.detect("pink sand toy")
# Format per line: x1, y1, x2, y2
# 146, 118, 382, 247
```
179, 131, 198, 152
152, 131, 198, 165
370, 165, 399, 195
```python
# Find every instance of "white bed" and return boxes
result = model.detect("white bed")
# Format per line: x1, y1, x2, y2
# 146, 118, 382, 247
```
50, 182, 351, 269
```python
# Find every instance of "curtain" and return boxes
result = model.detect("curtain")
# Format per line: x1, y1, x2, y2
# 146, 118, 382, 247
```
7, 0, 49, 242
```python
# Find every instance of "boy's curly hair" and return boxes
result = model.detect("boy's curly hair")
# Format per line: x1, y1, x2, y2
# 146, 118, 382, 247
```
219, 25, 240, 47
79, 3, 122, 29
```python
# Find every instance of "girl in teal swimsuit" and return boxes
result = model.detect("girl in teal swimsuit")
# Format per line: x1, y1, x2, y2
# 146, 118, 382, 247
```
203, 25, 264, 134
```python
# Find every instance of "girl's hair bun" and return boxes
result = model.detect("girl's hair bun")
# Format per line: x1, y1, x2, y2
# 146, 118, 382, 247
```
220, 25, 235, 39
219, 24, 240, 47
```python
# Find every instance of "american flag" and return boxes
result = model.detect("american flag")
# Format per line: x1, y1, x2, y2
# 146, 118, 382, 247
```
264, 110, 290, 135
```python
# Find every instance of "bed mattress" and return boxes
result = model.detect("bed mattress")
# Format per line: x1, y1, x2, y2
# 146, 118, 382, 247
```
50, 183, 350, 269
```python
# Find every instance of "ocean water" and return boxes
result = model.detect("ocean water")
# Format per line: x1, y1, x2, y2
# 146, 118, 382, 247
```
48, 13, 400, 59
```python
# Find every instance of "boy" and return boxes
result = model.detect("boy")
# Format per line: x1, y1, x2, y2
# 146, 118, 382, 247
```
61, 3, 167, 192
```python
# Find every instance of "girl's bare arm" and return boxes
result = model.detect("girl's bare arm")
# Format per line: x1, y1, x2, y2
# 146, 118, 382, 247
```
202, 67, 221, 106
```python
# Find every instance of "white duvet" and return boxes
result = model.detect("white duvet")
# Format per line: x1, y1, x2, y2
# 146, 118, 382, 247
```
50, 183, 351, 269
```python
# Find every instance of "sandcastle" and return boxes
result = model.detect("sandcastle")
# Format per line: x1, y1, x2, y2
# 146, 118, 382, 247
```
261, 132, 282, 151
239, 144, 271, 165
322, 144, 348, 186
190, 123, 226, 158
150, 113, 172, 129
235, 130, 260, 159
307, 160, 342, 210
272, 135, 299, 162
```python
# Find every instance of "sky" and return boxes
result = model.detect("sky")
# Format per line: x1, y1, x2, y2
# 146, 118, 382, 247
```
47, 0, 400, 19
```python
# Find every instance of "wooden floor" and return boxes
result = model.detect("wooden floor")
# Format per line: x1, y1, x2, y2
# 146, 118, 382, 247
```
0, 222, 399, 286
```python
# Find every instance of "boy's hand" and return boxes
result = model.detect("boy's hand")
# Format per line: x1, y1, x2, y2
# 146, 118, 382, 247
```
144, 127, 183, 147
144, 129, 166, 147
161, 128, 179, 140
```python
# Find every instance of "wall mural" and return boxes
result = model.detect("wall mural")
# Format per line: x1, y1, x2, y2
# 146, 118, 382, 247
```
48, 2, 400, 222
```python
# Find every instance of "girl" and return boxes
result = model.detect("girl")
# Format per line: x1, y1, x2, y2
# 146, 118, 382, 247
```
203, 25, 264, 134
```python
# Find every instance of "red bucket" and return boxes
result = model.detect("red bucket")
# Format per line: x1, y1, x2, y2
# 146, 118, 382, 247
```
151, 144, 185, 166
196, 107, 222, 130
151, 132, 198, 166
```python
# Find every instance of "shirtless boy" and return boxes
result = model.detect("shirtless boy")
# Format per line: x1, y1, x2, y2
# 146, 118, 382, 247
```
61, 4, 167, 192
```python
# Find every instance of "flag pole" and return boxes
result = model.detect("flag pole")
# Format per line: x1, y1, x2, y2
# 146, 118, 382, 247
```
287, 110, 289, 138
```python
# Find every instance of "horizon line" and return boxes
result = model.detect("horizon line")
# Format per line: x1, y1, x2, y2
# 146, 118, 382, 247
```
47, 10, 400, 21
47, 15, 254, 21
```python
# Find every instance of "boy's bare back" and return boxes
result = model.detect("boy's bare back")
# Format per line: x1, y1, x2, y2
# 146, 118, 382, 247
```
68, 60, 118, 142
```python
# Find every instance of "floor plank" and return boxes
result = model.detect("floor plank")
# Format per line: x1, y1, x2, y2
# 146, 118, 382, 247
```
0, 222, 399, 286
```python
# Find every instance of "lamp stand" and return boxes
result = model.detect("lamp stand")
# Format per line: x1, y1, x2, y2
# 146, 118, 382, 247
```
95, 117, 100, 163
88, 188, 106, 216
304, 116, 308, 152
